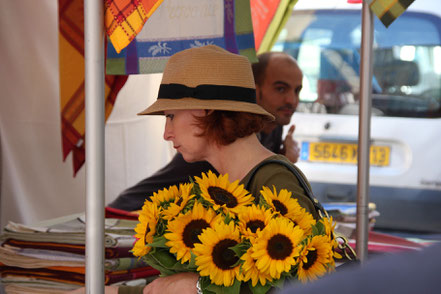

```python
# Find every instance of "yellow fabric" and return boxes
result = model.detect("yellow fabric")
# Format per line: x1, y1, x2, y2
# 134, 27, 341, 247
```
105, 0, 164, 53
369, 0, 414, 27
59, 0, 128, 175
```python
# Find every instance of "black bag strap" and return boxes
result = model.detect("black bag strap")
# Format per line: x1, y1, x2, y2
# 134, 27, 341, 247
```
245, 159, 327, 217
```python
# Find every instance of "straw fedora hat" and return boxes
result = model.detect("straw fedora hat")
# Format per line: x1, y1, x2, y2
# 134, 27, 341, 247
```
138, 45, 274, 120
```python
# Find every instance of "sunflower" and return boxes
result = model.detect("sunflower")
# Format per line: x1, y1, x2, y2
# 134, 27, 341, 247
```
240, 247, 273, 287
164, 202, 219, 264
297, 235, 333, 283
237, 204, 274, 241
193, 221, 241, 287
320, 216, 342, 264
162, 183, 195, 220
286, 208, 316, 235
260, 186, 304, 218
150, 184, 182, 210
251, 217, 304, 280
195, 170, 254, 216
132, 200, 159, 257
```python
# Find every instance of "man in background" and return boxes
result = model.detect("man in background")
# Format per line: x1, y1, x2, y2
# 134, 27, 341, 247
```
108, 51, 303, 211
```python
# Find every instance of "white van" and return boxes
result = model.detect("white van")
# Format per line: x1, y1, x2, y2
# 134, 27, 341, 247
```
273, 0, 441, 232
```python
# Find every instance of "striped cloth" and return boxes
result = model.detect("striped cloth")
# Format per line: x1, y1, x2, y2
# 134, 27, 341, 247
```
369, 0, 415, 27
106, 0, 257, 75
59, 0, 128, 175
105, 0, 164, 54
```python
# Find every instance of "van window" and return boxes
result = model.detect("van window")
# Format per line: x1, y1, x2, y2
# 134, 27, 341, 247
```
274, 10, 441, 118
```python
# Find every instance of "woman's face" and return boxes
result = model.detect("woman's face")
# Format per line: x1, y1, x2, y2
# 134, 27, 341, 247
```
163, 109, 209, 162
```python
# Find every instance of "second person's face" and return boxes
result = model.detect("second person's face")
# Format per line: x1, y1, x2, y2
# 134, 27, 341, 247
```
256, 55, 303, 126
163, 109, 209, 163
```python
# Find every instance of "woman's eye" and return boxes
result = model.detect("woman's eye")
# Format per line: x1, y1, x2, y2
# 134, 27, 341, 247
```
165, 114, 174, 120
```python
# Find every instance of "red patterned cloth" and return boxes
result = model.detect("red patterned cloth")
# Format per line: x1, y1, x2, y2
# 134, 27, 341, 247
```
105, 0, 164, 53
58, 0, 128, 176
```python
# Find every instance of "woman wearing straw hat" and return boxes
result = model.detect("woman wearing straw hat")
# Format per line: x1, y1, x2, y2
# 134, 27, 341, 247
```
69, 45, 321, 294
138, 45, 319, 218
137, 45, 321, 294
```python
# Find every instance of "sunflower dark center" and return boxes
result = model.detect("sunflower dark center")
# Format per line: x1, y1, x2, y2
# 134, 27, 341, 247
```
143, 225, 151, 245
272, 200, 288, 215
176, 197, 183, 206
246, 220, 265, 233
267, 234, 293, 260
182, 219, 210, 248
303, 249, 318, 270
212, 239, 239, 270
208, 186, 238, 208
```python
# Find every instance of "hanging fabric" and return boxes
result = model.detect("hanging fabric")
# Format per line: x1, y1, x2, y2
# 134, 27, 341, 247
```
59, 0, 128, 175
106, 0, 257, 75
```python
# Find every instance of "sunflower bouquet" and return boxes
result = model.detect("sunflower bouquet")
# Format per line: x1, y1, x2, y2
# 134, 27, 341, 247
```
132, 171, 341, 294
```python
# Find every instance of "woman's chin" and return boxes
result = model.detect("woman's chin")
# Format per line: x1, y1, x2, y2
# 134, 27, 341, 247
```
181, 154, 201, 163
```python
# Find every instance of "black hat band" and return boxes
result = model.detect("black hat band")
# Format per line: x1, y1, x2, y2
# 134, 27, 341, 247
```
158, 83, 256, 103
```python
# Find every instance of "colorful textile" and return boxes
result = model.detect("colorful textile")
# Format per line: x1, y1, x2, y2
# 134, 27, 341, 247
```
106, 0, 257, 74
59, 0, 128, 176
0, 265, 159, 286
2, 239, 134, 259
250, 0, 298, 53
369, 0, 415, 27
0, 246, 149, 272
105, 0, 164, 54
105, 206, 139, 220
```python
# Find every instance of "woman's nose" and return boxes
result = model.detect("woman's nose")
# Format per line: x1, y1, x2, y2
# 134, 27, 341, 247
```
163, 121, 173, 141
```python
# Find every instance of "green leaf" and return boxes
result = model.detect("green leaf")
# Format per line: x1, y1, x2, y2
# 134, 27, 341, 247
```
224, 212, 239, 224
230, 241, 249, 259
187, 252, 198, 271
149, 235, 168, 248
249, 282, 272, 294
142, 254, 176, 276
270, 275, 286, 290
170, 260, 191, 272
205, 279, 241, 294
150, 248, 178, 269
315, 220, 326, 235
311, 223, 319, 236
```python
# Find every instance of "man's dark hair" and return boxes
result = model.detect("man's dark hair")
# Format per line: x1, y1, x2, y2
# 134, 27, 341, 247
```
252, 52, 273, 86
252, 52, 297, 86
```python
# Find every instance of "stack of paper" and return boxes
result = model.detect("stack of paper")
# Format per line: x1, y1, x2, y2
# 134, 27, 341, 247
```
323, 202, 380, 239
0, 213, 158, 293
322, 202, 430, 254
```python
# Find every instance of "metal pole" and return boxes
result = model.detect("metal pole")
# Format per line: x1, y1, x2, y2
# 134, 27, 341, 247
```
84, 0, 105, 292
356, 0, 374, 263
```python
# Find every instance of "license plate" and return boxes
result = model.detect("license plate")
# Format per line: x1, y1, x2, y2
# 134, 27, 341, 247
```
300, 142, 390, 166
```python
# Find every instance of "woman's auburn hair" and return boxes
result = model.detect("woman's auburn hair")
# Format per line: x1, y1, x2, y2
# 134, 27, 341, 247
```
193, 110, 271, 146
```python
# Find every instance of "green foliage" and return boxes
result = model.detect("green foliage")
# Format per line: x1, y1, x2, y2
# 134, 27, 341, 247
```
249, 282, 272, 294
148, 235, 168, 248
230, 240, 250, 261
204, 279, 241, 294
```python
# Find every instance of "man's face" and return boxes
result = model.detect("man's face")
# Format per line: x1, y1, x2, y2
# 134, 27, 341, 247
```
256, 55, 303, 126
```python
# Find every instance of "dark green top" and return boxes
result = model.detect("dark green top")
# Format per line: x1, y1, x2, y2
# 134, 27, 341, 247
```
240, 154, 319, 220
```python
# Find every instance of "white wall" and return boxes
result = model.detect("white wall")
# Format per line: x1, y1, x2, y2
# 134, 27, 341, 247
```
0, 1, 173, 228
